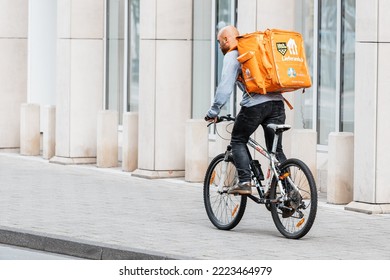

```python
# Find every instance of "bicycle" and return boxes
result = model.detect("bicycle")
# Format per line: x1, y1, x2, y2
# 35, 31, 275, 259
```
203, 114, 317, 239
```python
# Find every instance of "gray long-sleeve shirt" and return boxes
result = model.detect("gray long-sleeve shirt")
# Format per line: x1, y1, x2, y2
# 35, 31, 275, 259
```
207, 49, 283, 118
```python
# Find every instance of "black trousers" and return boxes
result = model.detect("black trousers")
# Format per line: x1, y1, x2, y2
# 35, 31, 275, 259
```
231, 100, 287, 183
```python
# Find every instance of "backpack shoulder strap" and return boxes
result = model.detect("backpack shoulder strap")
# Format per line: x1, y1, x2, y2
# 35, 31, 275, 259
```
282, 96, 294, 110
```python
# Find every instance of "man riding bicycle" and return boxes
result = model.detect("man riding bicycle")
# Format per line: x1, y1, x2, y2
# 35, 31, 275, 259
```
205, 25, 287, 195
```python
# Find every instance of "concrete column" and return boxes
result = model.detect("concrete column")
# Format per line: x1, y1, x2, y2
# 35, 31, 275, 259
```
42, 105, 56, 159
122, 112, 139, 172
346, 0, 390, 214
0, 0, 28, 150
20, 104, 40, 156
185, 119, 209, 182
256, 0, 295, 30
291, 129, 317, 180
28, 0, 57, 116
97, 110, 118, 168
51, 0, 104, 165
134, 0, 192, 179
327, 132, 354, 204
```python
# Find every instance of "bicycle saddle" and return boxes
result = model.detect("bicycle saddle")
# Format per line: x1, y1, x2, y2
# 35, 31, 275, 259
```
267, 124, 291, 133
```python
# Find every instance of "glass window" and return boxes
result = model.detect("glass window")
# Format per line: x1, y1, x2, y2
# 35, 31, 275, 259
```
192, 0, 237, 119
192, 0, 212, 119
215, 0, 236, 117
294, 0, 315, 130
318, 0, 337, 145
127, 0, 140, 112
285, 1, 356, 147
106, 0, 125, 117
215, 0, 234, 85
340, 0, 355, 133
316, 0, 355, 145
106, 0, 140, 124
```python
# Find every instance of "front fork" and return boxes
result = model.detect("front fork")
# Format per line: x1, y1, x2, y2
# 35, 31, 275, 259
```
217, 146, 233, 193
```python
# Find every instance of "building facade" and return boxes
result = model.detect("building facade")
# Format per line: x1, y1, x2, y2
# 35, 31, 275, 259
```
0, 0, 389, 213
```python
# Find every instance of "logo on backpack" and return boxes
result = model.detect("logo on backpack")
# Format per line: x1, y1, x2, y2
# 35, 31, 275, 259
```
287, 67, 297, 77
287, 38, 298, 55
276, 42, 288, 56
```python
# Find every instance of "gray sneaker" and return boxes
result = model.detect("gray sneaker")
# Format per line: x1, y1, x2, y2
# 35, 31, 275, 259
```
228, 182, 252, 195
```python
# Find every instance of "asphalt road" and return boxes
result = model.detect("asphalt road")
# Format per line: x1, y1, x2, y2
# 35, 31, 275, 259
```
0, 244, 81, 260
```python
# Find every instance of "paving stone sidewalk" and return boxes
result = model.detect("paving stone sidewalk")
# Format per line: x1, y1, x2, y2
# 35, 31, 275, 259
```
0, 153, 389, 260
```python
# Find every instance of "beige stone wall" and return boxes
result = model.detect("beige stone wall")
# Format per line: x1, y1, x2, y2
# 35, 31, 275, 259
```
0, 0, 28, 149
351, 0, 390, 208
135, 0, 193, 177
53, 0, 105, 163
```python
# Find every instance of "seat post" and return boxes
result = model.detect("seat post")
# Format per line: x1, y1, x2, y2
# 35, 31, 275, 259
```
271, 132, 280, 154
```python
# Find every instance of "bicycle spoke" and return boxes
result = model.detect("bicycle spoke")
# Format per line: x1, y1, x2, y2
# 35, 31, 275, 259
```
203, 154, 247, 230
270, 158, 317, 239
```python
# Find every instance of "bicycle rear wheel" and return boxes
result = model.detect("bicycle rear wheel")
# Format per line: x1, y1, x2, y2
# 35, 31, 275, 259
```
270, 158, 317, 239
203, 153, 247, 230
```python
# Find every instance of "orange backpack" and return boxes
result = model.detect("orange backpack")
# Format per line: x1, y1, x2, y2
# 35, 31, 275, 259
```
236, 29, 312, 97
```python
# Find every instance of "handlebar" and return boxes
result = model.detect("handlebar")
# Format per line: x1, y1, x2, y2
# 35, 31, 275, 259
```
218, 114, 236, 122
207, 114, 235, 127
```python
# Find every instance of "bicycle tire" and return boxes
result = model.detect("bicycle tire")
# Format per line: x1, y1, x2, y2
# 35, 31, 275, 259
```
203, 153, 247, 230
270, 158, 317, 239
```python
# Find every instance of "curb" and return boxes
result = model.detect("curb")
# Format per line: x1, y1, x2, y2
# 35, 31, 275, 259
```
0, 226, 188, 260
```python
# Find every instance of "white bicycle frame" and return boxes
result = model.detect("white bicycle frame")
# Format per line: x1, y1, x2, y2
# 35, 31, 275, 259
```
247, 137, 287, 197
217, 129, 298, 199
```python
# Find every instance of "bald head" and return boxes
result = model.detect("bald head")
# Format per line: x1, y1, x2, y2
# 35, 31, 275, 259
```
217, 25, 239, 55
218, 25, 239, 38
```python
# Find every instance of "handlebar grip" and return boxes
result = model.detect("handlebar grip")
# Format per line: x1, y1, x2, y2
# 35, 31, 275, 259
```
206, 115, 235, 127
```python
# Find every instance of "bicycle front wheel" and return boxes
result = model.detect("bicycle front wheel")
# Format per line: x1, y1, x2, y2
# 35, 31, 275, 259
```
203, 153, 247, 230
270, 158, 317, 239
